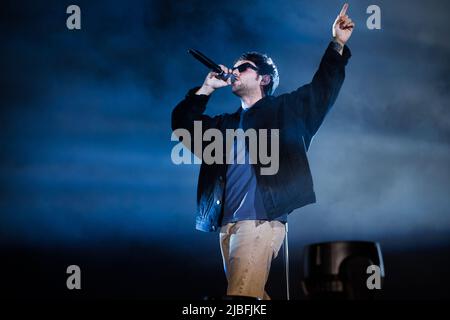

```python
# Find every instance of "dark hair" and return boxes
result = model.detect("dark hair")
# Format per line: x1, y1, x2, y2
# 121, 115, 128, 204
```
235, 52, 279, 96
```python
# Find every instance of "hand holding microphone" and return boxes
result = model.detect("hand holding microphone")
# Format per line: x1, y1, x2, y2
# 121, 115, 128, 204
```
188, 49, 236, 95
197, 64, 233, 95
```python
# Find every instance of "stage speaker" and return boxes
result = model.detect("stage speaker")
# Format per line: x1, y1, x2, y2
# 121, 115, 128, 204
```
301, 241, 384, 300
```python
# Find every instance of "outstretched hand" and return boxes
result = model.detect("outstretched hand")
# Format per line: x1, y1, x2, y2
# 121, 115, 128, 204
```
332, 3, 355, 45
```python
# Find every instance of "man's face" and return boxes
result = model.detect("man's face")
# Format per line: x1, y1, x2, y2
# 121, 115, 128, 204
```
231, 60, 262, 97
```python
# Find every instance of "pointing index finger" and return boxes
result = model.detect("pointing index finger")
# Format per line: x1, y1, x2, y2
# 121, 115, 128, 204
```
339, 3, 349, 17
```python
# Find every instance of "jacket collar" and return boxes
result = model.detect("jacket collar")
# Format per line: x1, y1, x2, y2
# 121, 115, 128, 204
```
231, 95, 275, 117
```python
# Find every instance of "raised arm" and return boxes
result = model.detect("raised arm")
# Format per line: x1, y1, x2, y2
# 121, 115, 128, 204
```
279, 3, 354, 149
171, 64, 231, 157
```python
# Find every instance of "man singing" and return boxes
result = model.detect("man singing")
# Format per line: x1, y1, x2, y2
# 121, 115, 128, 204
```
171, 3, 354, 299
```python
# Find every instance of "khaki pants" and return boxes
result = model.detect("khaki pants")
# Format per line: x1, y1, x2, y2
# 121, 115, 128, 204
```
219, 220, 286, 300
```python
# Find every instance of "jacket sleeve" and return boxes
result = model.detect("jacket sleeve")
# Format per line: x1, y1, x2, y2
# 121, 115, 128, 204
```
280, 41, 351, 149
171, 87, 223, 158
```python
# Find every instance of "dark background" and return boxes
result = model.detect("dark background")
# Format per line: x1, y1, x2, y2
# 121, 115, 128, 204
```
1, 0, 449, 299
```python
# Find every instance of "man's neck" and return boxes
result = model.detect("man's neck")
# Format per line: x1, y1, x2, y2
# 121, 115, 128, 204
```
240, 93, 264, 110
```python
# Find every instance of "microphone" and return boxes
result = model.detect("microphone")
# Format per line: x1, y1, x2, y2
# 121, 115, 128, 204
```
188, 49, 236, 83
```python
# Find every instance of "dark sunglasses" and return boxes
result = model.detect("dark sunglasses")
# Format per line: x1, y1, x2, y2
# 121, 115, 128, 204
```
231, 62, 259, 73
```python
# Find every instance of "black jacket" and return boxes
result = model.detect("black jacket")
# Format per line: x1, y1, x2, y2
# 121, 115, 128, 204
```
172, 42, 351, 232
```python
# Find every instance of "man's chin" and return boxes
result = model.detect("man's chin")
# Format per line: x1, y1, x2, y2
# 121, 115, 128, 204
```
232, 83, 243, 95
231, 87, 242, 97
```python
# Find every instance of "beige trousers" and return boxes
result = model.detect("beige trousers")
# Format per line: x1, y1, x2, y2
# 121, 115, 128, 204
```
219, 220, 286, 300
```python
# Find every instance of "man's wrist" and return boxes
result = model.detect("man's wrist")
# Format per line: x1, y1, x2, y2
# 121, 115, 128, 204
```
331, 38, 344, 55
195, 85, 215, 96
